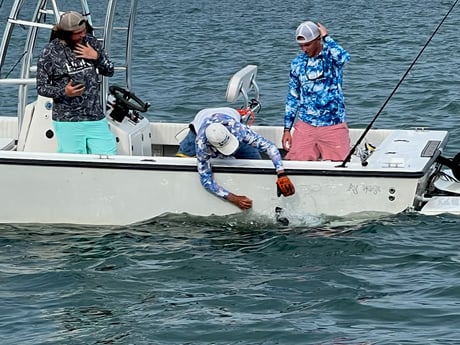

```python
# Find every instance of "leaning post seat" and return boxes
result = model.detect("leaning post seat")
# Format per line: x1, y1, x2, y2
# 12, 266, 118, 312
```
17, 96, 58, 152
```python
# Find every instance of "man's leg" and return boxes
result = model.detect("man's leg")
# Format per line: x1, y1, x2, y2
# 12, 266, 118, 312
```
318, 122, 350, 161
176, 130, 197, 157
285, 121, 320, 160
86, 118, 117, 155
235, 143, 261, 159
53, 120, 87, 154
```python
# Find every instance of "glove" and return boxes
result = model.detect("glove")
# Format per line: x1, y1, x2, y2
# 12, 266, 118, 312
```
276, 173, 295, 197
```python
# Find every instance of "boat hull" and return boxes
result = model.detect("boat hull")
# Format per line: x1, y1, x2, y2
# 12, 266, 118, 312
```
0, 151, 434, 225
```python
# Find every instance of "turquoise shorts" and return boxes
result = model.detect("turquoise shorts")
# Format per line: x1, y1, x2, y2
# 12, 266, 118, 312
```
53, 118, 117, 155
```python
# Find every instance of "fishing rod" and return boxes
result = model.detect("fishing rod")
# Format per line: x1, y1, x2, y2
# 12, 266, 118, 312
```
338, 0, 459, 168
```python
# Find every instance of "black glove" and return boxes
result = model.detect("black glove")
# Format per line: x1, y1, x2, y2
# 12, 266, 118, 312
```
276, 173, 295, 197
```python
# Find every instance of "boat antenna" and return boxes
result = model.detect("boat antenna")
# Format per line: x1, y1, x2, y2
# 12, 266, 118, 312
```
338, 0, 459, 168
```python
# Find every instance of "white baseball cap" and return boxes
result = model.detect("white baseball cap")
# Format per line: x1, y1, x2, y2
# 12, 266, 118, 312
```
205, 123, 239, 155
295, 21, 320, 43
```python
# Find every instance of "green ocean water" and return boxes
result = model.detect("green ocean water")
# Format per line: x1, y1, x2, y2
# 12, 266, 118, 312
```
1, 0, 460, 344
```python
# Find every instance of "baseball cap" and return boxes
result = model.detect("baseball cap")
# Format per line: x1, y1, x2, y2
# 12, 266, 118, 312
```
205, 123, 239, 155
59, 11, 86, 32
295, 21, 320, 43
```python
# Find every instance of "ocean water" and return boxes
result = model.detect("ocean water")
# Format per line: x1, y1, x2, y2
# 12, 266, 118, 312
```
1, 0, 460, 344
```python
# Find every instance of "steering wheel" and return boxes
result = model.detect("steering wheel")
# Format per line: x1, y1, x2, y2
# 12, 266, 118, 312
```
109, 85, 150, 113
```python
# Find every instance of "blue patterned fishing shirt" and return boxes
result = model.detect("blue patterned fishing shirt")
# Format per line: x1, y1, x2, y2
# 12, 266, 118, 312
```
284, 36, 350, 129
196, 113, 284, 199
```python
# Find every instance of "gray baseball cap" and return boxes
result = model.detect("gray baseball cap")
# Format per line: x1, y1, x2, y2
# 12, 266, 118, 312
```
59, 11, 86, 32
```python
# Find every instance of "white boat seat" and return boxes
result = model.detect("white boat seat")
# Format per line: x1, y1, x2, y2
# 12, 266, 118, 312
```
17, 96, 57, 152
226, 64, 259, 105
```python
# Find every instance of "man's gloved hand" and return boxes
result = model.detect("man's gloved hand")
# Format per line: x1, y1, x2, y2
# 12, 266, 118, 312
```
276, 172, 295, 197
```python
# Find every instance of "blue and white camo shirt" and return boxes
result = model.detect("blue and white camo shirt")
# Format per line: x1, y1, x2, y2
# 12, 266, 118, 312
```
196, 113, 284, 199
284, 36, 350, 129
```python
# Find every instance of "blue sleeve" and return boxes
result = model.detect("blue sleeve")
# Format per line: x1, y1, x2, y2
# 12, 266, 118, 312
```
232, 122, 285, 172
196, 133, 230, 199
284, 58, 302, 130
323, 36, 350, 67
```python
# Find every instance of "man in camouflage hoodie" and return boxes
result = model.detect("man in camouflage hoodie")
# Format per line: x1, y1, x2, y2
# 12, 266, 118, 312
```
36, 11, 117, 155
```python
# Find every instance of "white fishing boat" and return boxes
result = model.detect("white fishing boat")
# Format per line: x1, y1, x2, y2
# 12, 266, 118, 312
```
0, 0, 459, 226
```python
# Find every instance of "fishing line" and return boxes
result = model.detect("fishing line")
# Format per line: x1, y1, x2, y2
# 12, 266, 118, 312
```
4, 51, 27, 78
338, 0, 459, 168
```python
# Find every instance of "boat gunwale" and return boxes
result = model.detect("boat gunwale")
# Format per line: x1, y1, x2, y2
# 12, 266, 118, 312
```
0, 153, 438, 179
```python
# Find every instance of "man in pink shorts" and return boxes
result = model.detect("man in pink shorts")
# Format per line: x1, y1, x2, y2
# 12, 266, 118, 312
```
282, 21, 351, 161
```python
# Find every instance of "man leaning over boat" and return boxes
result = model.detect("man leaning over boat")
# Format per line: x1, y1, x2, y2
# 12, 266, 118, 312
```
186, 110, 295, 210
176, 107, 261, 159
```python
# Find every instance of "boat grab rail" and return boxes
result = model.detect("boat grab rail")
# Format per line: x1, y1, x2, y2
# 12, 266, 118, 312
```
0, 79, 36, 85
6, 19, 54, 29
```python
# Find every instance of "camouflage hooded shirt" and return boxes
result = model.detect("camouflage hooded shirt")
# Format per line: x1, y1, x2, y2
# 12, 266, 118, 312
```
36, 35, 114, 122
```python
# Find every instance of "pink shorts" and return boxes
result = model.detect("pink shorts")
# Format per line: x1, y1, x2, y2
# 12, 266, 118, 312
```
285, 121, 350, 161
